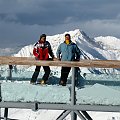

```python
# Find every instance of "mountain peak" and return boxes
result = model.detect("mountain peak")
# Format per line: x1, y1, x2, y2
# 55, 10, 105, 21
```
1, 28, 119, 74
95, 36, 120, 50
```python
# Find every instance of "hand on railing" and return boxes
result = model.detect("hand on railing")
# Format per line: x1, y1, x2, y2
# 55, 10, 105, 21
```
35, 57, 39, 60
53, 57, 60, 61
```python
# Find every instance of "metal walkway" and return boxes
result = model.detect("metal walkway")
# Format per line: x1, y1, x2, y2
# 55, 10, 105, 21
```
0, 57, 120, 120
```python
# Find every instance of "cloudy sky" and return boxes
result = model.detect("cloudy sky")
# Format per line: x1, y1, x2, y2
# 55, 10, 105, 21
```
0, 0, 120, 48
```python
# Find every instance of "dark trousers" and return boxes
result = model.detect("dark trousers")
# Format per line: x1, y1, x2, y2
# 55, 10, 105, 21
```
60, 67, 71, 84
31, 66, 50, 83
60, 67, 80, 85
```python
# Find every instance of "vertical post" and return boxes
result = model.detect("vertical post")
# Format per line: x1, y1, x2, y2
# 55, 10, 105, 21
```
71, 67, 77, 120
7, 65, 13, 81
4, 108, 8, 120
0, 83, 1, 101
0, 108, 2, 120
0, 83, 1, 120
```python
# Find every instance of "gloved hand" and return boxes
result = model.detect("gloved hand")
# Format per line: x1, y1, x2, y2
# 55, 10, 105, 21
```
74, 59, 80, 61
35, 54, 40, 60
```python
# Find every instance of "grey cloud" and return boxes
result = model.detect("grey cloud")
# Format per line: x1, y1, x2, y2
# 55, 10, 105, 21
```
0, 0, 120, 26
0, 0, 120, 48
1, 18, 120, 48
82, 19, 120, 38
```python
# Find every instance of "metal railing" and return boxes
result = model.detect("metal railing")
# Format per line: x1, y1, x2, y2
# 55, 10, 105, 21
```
0, 56, 120, 120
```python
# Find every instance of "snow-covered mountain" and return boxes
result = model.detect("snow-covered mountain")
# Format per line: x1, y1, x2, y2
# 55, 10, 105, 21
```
12, 29, 120, 61
8, 29, 119, 74
0, 29, 120, 74
0, 29, 120, 75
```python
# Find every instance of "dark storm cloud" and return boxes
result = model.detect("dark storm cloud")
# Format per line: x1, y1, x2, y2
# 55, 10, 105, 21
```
0, 0, 120, 48
0, 0, 120, 25
0, 0, 79, 25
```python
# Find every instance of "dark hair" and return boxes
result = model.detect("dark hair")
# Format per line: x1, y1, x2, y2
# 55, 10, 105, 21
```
40, 34, 46, 40
65, 33, 70, 38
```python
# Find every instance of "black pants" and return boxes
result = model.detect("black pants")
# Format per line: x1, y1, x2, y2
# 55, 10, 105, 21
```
60, 67, 80, 85
31, 66, 50, 83
60, 67, 71, 84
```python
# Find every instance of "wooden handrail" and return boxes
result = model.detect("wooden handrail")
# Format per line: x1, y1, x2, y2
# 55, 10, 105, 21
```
0, 56, 120, 68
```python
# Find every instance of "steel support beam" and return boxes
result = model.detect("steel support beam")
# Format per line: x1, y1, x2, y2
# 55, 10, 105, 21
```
71, 67, 77, 120
56, 110, 71, 120
74, 111, 86, 120
0, 102, 120, 112
0, 102, 36, 109
81, 111, 93, 120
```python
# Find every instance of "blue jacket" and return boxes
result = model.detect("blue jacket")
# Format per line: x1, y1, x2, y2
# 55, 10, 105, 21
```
56, 41, 81, 61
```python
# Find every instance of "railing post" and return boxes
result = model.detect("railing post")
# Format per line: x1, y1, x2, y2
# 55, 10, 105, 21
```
4, 108, 8, 120
0, 108, 2, 120
71, 67, 77, 120
7, 65, 13, 81
0, 83, 1, 120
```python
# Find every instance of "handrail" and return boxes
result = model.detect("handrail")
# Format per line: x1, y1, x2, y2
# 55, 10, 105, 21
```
0, 56, 120, 120
0, 56, 120, 68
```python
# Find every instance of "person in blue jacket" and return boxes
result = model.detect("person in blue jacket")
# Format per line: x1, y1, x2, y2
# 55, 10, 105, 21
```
56, 33, 81, 86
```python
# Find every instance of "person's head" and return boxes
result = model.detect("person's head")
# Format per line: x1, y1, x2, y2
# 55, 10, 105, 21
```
39, 34, 46, 43
65, 34, 71, 44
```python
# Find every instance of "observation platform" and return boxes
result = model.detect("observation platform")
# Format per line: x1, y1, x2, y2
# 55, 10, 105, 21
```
0, 56, 120, 120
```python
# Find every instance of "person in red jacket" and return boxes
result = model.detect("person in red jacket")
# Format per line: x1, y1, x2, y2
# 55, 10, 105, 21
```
30, 34, 55, 84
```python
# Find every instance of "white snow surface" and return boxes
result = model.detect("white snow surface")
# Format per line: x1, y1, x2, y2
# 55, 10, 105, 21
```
1, 82, 70, 103
13, 29, 120, 61
95, 36, 120, 50
1, 29, 120, 119
1, 81, 120, 120
1, 82, 120, 106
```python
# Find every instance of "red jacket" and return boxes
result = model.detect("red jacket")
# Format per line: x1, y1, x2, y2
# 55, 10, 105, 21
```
33, 41, 54, 60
